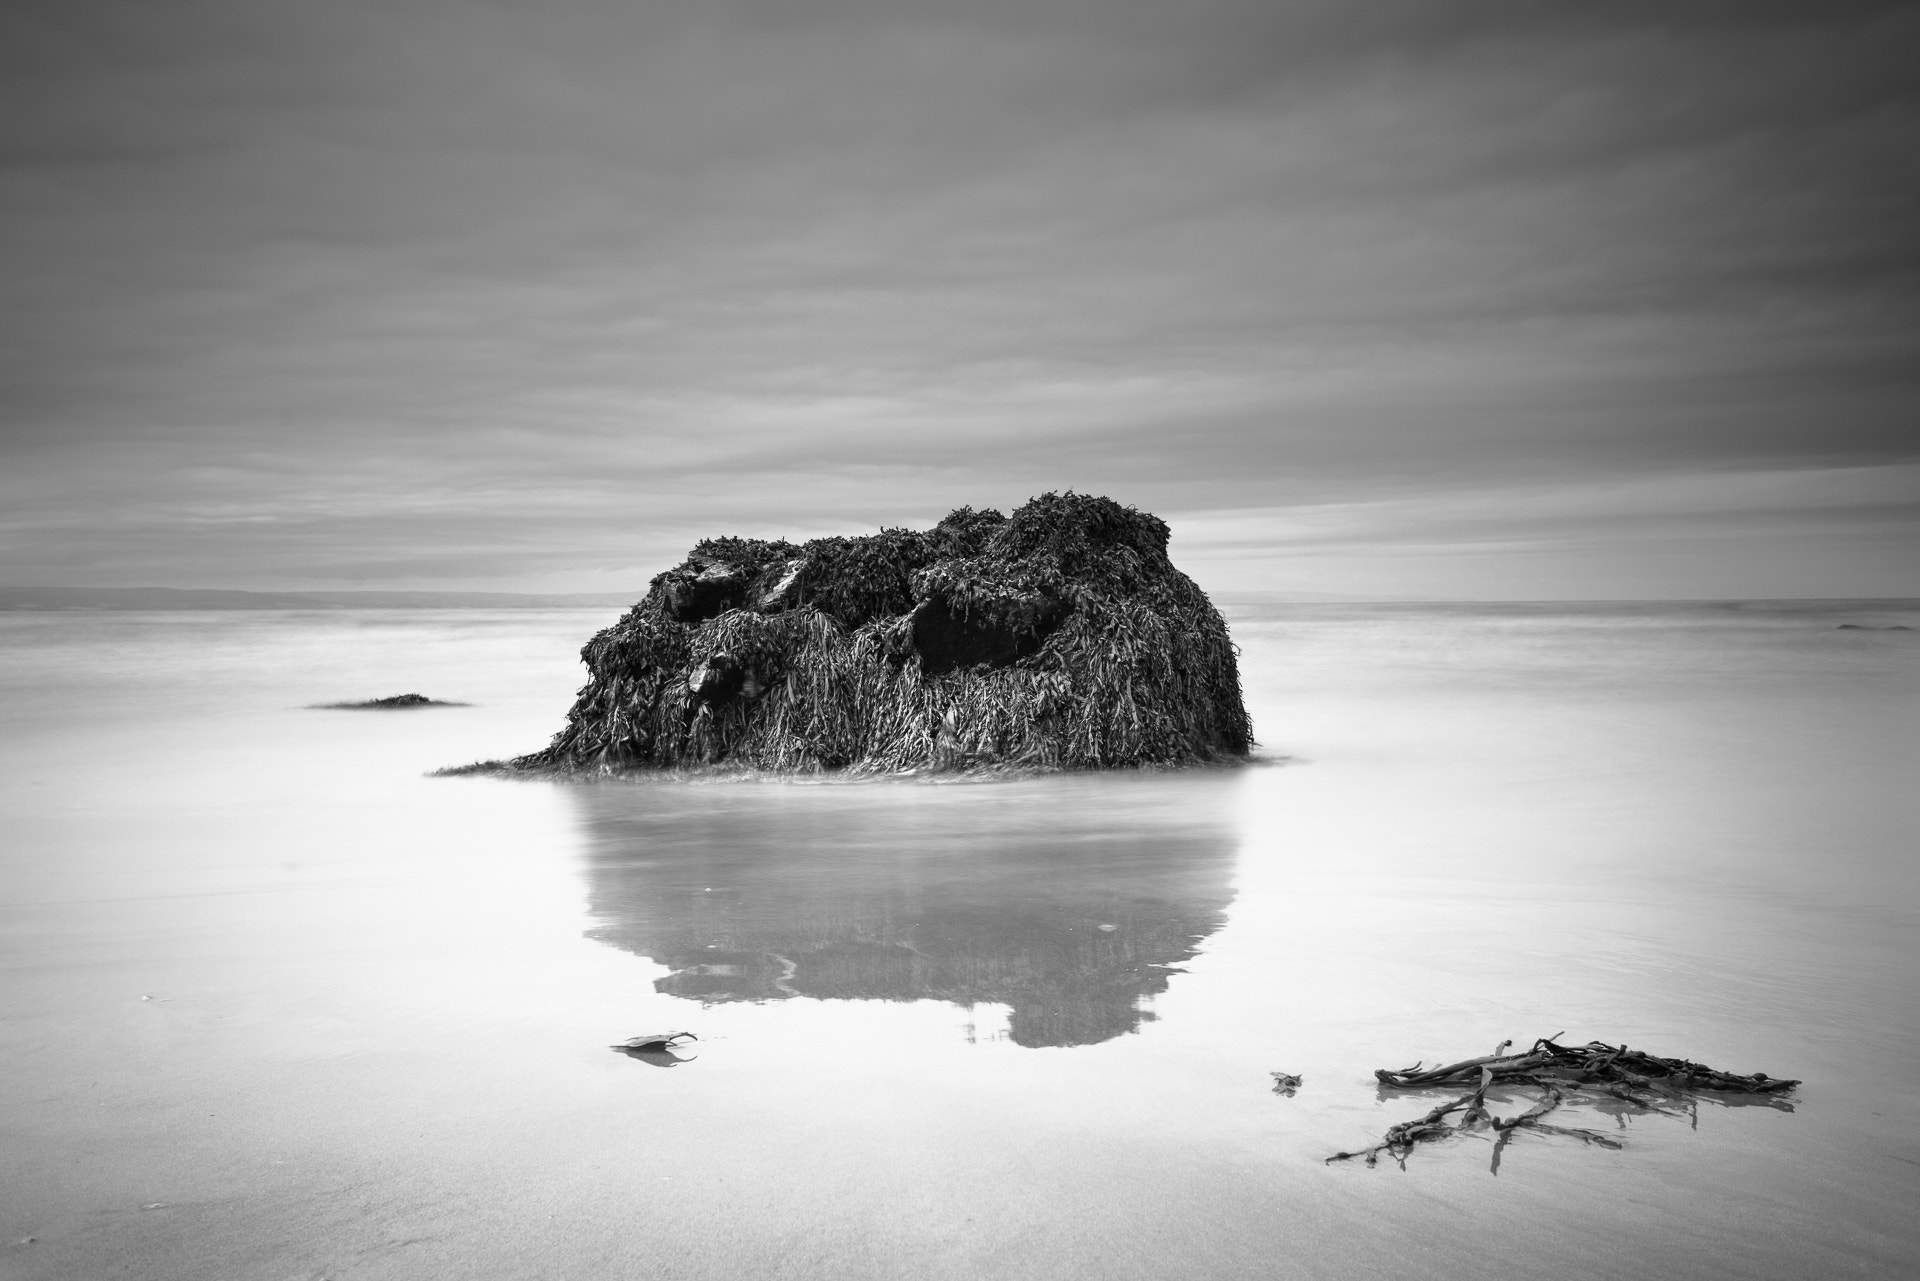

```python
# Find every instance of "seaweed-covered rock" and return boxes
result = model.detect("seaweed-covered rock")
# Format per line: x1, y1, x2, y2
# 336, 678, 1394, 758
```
516, 493, 1252, 773
316, 693, 462, 710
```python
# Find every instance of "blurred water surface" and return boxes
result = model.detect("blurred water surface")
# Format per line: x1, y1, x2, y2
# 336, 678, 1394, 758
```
1, 599, 1915, 1279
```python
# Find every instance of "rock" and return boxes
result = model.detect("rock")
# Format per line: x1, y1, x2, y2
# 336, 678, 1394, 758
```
501, 494, 1253, 774
663, 561, 748, 623
315, 693, 460, 710
908, 591, 1070, 676
687, 652, 742, 703
751, 558, 808, 613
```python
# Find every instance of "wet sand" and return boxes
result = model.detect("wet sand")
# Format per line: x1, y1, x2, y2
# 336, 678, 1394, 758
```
1, 601, 1916, 1278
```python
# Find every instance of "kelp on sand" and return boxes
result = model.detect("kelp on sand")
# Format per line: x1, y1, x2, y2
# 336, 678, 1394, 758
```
1329, 1035, 1800, 1172
468, 493, 1253, 776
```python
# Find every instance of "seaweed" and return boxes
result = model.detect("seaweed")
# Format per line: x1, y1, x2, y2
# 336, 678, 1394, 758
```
313, 693, 465, 710
494, 493, 1252, 775
1327, 1035, 1799, 1171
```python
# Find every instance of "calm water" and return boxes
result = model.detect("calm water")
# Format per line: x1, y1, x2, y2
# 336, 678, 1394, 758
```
1, 600, 1916, 1279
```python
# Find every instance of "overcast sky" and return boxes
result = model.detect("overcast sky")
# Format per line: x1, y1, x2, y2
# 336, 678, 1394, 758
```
2, 0, 1915, 598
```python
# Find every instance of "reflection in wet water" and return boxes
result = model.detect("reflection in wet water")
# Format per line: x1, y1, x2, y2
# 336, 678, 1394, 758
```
3, 604, 1913, 1278
612, 1045, 699, 1068
569, 775, 1241, 1048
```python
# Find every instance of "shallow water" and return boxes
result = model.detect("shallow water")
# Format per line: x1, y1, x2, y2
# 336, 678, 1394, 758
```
1, 600, 1916, 1279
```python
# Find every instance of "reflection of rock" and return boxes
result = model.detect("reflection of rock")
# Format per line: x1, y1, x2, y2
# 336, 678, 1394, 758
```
571, 777, 1240, 1048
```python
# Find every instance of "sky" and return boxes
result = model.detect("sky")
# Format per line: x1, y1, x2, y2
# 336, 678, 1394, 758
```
2, 0, 1916, 599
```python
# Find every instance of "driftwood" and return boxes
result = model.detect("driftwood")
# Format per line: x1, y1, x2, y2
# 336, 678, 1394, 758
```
612, 1031, 697, 1053
1328, 1035, 1798, 1172
611, 1031, 699, 1067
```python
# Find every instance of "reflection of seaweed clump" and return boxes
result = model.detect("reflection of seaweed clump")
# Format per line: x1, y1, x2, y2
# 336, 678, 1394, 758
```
640, 898, 1217, 1049
572, 775, 1241, 1050
516, 493, 1252, 773
1329, 1036, 1800, 1172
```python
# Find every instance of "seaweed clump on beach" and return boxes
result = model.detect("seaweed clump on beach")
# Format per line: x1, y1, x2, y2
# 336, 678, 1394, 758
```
1329, 1035, 1799, 1172
503, 493, 1252, 774
316, 693, 462, 709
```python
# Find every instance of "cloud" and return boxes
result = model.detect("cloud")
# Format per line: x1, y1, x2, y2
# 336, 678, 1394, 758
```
0, 0, 1915, 593
1171, 465, 1920, 598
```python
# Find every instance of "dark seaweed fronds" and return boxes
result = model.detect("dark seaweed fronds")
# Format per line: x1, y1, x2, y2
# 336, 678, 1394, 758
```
500, 493, 1253, 775
313, 693, 465, 710
1328, 1036, 1798, 1171
1373, 1034, 1798, 1096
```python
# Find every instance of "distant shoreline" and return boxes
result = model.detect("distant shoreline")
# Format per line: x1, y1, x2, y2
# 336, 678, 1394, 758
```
2, 586, 1916, 612
0, 586, 639, 611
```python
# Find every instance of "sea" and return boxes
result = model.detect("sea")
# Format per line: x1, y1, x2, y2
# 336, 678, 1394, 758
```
1, 598, 1916, 1279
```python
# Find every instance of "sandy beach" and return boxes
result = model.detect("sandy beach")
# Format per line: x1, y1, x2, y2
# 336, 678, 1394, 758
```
2, 599, 1916, 1279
